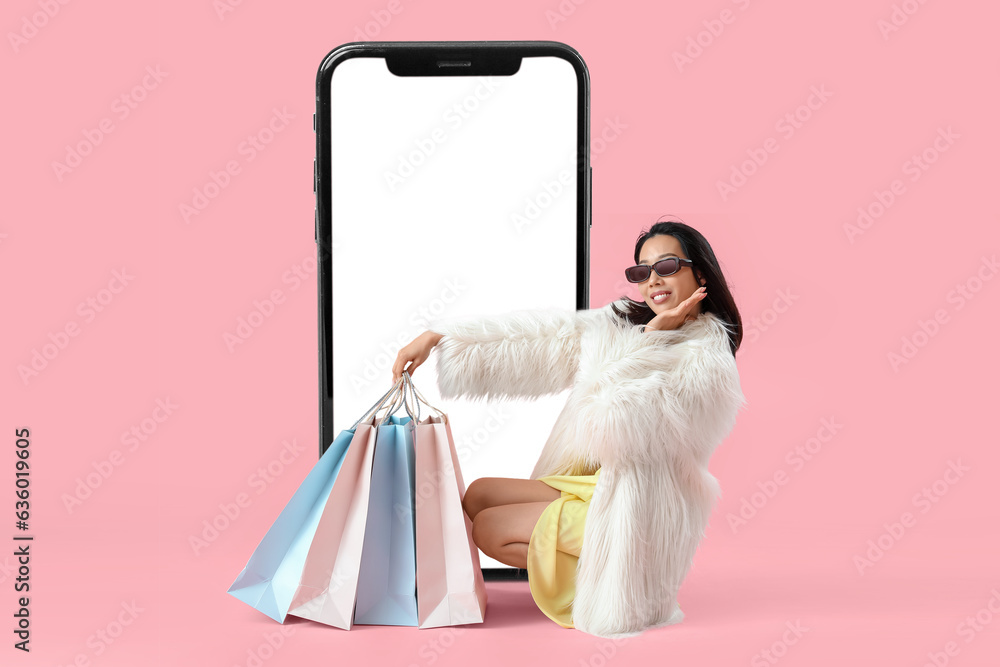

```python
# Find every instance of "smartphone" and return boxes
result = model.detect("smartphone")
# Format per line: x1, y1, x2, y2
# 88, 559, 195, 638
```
315, 41, 590, 576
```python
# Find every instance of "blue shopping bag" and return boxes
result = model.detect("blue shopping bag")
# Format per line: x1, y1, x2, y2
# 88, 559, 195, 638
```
226, 427, 356, 622
227, 378, 407, 624
354, 413, 418, 626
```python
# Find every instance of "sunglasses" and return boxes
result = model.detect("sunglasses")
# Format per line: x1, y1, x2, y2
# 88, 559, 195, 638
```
624, 257, 693, 283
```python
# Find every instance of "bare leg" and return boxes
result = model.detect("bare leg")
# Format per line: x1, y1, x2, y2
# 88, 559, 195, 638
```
494, 542, 529, 570
471, 501, 553, 570
463, 477, 561, 522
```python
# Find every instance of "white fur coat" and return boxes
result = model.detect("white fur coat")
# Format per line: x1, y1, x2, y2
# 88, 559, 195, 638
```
427, 300, 747, 638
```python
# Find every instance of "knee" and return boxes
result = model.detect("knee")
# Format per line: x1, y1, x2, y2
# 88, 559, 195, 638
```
470, 512, 485, 551
470, 507, 495, 556
463, 477, 489, 522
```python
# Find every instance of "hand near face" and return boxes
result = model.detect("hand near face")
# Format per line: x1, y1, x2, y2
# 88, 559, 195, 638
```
645, 287, 707, 332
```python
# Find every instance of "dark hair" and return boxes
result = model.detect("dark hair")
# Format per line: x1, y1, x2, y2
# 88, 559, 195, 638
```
610, 217, 742, 356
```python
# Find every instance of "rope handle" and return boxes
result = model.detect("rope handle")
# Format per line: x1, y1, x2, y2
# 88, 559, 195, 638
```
352, 373, 419, 429
380, 369, 421, 426
400, 371, 446, 420
351, 370, 448, 430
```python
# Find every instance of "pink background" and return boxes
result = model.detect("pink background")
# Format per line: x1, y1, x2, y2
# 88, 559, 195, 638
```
4, 1, 999, 666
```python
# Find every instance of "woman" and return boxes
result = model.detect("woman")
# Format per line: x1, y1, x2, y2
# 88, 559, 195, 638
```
392, 220, 746, 638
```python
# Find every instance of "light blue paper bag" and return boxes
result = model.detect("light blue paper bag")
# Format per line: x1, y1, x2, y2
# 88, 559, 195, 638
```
354, 413, 418, 626
226, 428, 354, 622
227, 379, 407, 623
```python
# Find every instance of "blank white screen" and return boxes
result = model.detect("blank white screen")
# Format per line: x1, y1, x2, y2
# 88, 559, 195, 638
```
329, 55, 579, 568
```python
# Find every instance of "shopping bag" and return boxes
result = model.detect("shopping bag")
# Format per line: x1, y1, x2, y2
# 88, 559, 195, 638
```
286, 379, 414, 629
227, 378, 406, 624
354, 412, 419, 625
404, 373, 488, 628
226, 425, 357, 622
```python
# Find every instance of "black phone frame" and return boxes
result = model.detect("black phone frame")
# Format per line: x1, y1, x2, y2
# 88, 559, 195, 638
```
314, 41, 591, 581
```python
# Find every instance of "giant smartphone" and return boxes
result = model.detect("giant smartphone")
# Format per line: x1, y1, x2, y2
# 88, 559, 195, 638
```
315, 41, 590, 576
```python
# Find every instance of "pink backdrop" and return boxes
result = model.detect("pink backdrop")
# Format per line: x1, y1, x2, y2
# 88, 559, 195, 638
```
4, 1, 999, 665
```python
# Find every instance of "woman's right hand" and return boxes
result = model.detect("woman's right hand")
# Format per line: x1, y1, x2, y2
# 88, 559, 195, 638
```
392, 331, 443, 385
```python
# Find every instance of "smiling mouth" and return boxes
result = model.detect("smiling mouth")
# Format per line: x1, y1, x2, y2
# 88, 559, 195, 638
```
651, 292, 670, 303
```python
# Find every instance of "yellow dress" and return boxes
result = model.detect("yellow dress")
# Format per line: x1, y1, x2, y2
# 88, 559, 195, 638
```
526, 468, 601, 628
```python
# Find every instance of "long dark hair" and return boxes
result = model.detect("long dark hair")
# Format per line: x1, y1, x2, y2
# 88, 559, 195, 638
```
610, 217, 742, 356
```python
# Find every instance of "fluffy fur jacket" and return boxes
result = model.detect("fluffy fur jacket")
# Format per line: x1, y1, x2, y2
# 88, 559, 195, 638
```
426, 299, 747, 639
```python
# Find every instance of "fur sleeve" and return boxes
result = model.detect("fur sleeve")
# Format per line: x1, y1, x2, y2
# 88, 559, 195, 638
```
427, 303, 615, 402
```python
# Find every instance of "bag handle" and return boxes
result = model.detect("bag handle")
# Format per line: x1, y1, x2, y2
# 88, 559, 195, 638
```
352, 372, 421, 430
352, 376, 408, 428
377, 370, 421, 426
400, 371, 446, 420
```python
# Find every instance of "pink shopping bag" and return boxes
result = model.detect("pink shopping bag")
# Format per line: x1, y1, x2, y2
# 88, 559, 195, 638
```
404, 373, 488, 628
286, 377, 415, 629
283, 416, 378, 629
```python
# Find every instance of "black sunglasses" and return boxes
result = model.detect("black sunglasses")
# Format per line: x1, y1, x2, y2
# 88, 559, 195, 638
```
624, 257, 693, 283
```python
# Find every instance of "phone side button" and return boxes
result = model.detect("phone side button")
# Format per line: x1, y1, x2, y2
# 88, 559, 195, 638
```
313, 113, 316, 132
313, 159, 316, 193
315, 209, 318, 242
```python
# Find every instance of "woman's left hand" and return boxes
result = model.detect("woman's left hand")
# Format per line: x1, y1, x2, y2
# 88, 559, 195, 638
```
645, 286, 707, 332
